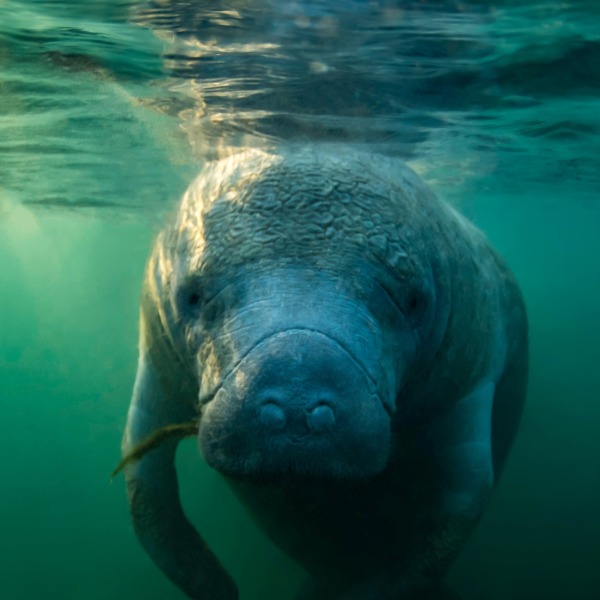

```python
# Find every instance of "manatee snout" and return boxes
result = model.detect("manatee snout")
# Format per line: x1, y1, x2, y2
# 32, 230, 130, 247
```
199, 328, 391, 481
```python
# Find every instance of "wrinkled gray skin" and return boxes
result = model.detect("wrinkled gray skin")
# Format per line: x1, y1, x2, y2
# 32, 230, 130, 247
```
122, 146, 528, 600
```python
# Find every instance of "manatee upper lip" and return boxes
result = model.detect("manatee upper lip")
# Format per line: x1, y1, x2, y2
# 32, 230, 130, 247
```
198, 326, 382, 410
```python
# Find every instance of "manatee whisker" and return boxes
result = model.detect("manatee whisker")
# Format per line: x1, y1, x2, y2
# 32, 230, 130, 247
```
205, 429, 236, 447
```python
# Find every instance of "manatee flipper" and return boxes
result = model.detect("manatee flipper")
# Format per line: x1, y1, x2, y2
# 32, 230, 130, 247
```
416, 380, 495, 582
123, 353, 238, 600
431, 380, 495, 518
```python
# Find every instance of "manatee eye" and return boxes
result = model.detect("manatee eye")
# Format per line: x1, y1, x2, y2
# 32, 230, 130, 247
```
188, 292, 201, 307
408, 291, 420, 312
176, 282, 204, 319
406, 287, 428, 321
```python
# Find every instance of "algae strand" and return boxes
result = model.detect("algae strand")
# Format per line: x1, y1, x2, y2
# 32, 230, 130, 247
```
111, 421, 199, 480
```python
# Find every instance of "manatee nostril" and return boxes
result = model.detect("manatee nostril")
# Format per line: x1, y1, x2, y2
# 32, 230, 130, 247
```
306, 403, 336, 432
259, 401, 286, 430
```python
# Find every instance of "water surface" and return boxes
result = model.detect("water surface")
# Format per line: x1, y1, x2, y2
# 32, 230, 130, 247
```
1, 1, 599, 599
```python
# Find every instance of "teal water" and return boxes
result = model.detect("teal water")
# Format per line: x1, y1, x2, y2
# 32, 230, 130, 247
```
1, 1, 599, 599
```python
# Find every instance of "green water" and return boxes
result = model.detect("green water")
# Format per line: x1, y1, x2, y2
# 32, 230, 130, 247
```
1, 1, 599, 599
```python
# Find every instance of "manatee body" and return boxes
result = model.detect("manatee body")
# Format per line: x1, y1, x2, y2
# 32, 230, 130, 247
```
121, 146, 528, 599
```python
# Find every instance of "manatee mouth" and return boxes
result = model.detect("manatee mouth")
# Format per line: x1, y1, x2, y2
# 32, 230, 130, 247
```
198, 328, 392, 482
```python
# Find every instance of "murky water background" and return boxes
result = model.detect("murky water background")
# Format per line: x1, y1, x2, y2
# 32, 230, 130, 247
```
1, 1, 599, 598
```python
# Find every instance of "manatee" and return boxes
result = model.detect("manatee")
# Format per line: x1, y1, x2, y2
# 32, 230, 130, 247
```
120, 145, 528, 599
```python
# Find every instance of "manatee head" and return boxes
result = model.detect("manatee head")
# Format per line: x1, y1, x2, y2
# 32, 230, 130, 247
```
154, 146, 443, 482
